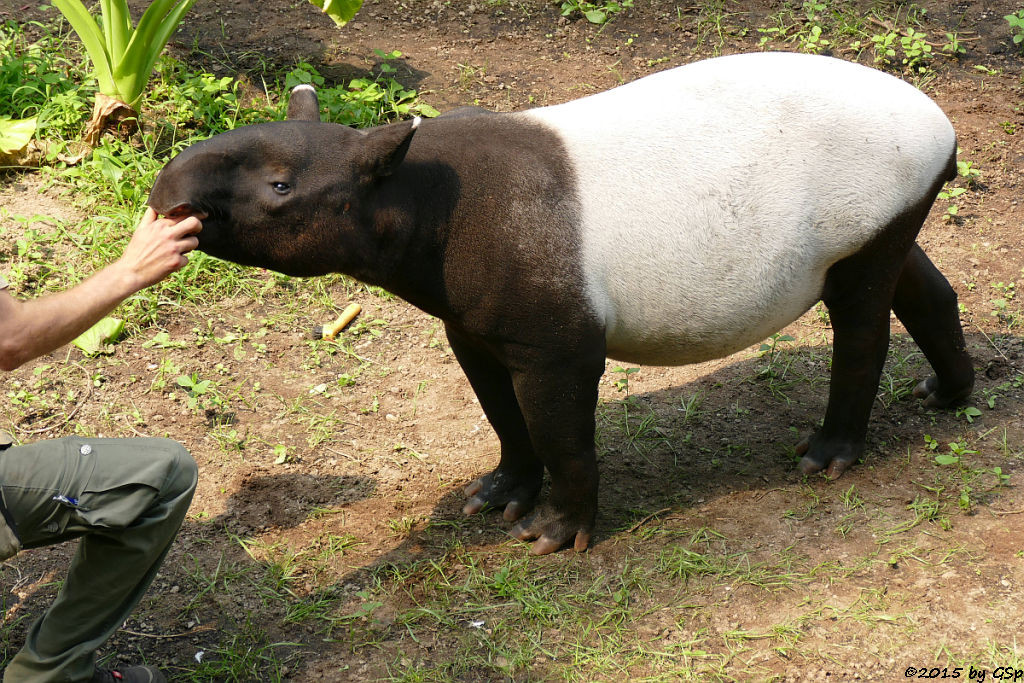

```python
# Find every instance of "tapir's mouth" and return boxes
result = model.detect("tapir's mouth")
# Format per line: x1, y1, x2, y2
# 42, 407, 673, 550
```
164, 206, 207, 221
149, 195, 219, 232
151, 200, 209, 222
149, 200, 227, 255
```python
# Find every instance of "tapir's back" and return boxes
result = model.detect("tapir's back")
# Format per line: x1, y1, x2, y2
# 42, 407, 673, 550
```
520, 52, 956, 365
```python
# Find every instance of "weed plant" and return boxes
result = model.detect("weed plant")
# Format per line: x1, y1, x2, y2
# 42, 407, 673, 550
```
0, 21, 93, 142
755, 1, 966, 82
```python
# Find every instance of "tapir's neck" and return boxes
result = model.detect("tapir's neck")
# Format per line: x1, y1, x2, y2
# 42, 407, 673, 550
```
338, 114, 590, 338
344, 157, 461, 320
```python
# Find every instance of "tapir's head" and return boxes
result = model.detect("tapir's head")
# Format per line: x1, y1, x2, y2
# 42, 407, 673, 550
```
149, 85, 419, 277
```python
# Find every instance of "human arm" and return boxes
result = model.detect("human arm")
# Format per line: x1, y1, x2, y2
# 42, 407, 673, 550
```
0, 208, 201, 370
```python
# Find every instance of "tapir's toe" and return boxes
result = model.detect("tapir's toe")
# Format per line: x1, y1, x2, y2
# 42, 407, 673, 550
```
461, 470, 543, 520
823, 458, 854, 480
796, 435, 860, 479
502, 500, 530, 522
913, 375, 974, 409
527, 534, 563, 556
462, 495, 487, 515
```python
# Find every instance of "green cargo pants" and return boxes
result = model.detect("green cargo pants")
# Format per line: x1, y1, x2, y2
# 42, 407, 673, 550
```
0, 437, 197, 683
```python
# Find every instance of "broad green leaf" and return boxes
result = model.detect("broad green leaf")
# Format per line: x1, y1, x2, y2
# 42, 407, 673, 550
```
0, 117, 37, 154
584, 9, 607, 23
416, 103, 441, 118
101, 0, 132, 62
934, 454, 960, 466
310, 0, 363, 27
120, 0, 197, 106
52, 0, 117, 96
143, 331, 186, 349
72, 317, 125, 356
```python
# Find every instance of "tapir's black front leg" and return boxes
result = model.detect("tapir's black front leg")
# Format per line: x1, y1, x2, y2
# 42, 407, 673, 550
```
505, 345, 606, 555
446, 325, 545, 522
448, 322, 606, 555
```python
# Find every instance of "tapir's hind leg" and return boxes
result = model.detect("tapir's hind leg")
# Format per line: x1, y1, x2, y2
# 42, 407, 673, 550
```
892, 243, 974, 407
797, 247, 897, 479
798, 210, 936, 478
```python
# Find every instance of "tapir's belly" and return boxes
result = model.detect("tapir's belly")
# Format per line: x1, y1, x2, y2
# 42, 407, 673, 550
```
582, 189, 869, 366
596, 244, 829, 366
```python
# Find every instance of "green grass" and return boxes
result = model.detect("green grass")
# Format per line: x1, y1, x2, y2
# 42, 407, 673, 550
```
0, 20, 93, 140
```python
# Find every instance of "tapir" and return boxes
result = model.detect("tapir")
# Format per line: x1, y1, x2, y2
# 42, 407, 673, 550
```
149, 52, 974, 555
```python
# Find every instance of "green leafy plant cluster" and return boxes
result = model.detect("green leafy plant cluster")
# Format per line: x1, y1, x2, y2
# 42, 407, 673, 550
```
285, 52, 439, 127
934, 149, 983, 224
0, 22, 85, 120
1006, 10, 1024, 49
0, 21, 93, 156
48, 0, 364, 143
559, 0, 633, 25
52, 0, 197, 109
756, 2, 965, 78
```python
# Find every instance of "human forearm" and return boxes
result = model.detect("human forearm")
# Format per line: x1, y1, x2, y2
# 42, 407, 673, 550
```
0, 264, 140, 370
0, 209, 201, 371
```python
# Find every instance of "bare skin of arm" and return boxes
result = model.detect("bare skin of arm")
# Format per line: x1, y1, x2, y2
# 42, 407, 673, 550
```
0, 208, 202, 371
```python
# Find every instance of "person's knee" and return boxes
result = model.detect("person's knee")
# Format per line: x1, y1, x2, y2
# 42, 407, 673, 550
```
152, 439, 198, 501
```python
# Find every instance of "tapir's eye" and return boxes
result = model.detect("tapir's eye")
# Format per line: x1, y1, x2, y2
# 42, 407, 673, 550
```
271, 181, 291, 195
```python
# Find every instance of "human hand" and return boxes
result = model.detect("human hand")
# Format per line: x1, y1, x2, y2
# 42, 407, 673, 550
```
115, 207, 203, 291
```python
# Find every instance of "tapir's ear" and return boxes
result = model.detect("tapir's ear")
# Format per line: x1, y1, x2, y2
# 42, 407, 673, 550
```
362, 117, 421, 178
287, 84, 321, 122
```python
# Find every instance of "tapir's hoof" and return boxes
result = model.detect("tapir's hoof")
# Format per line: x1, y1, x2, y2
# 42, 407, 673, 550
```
462, 472, 540, 523
795, 436, 858, 480
912, 375, 973, 409
509, 502, 594, 555
511, 522, 591, 555
798, 454, 855, 479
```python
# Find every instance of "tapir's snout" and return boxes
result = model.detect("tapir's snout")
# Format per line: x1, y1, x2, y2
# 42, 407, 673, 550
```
148, 160, 226, 256
148, 143, 231, 252
149, 153, 204, 217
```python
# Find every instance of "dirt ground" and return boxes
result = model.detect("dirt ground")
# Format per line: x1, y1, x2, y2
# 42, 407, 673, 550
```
3, 0, 1024, 680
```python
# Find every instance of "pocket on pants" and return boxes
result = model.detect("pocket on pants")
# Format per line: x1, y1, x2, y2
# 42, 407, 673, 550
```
71, 439, 181, 530
0, 437, 98, 546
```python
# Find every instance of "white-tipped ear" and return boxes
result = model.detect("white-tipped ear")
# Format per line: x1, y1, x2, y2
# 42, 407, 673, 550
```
412, 116, 422, 129
287, 85, 321, 122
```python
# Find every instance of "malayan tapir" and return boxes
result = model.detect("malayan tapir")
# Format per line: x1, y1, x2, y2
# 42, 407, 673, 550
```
149, 52, 974, 555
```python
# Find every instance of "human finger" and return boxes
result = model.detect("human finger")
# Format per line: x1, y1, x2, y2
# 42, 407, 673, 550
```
176, 235, 200, 255
166, 215, 203, 237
